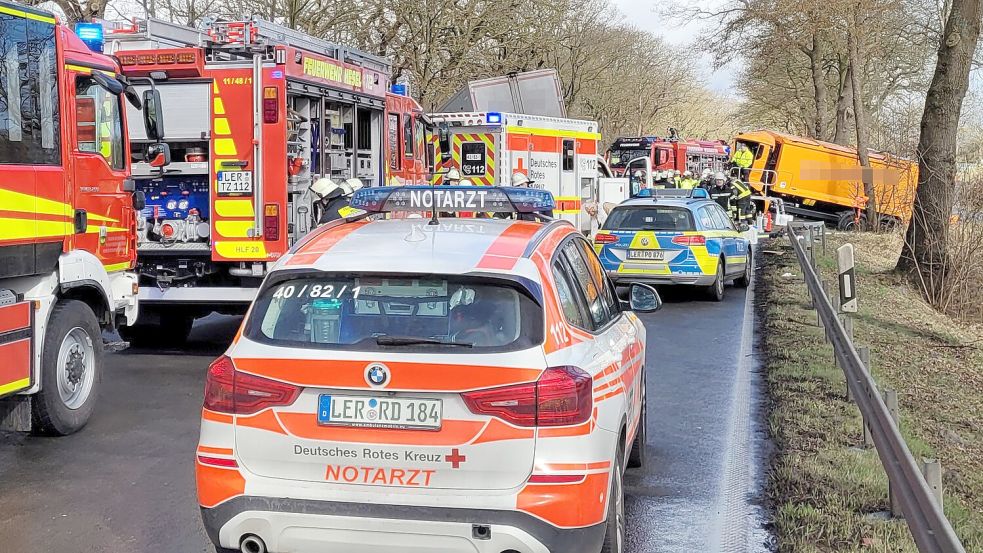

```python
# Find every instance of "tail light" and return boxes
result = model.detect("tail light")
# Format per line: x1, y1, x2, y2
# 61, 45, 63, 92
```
594, 233, 618, 244
263, 204, 280, 241
263, 87, 279, 123
462, 366, 592, 427
203, 355, 300, 415
672, 235, 707, 246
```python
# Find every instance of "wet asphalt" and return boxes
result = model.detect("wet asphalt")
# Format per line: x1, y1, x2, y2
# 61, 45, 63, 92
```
0, 279, 771, 553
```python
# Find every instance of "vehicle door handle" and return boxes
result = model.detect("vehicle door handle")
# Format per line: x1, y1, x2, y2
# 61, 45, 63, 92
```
74, 209, 87, 234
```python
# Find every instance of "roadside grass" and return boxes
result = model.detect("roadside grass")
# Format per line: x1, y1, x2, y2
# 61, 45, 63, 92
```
760, 229, 983, 552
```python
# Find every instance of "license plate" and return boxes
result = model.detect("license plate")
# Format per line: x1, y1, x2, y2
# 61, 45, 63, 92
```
317, 395, 442, 430
628, 249, 666, 261
216, 171, 253, 196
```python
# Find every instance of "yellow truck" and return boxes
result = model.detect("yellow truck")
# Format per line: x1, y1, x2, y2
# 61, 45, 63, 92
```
734, 130, 918, 229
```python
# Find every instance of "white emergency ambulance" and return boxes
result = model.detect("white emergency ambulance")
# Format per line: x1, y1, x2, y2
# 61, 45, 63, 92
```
429, 112, 601, 234
195, 186, 660, 553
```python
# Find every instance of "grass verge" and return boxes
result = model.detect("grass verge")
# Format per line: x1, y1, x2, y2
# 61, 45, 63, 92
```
760, 229, 982, 552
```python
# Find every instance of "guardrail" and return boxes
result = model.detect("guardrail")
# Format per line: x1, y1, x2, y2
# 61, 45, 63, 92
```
785, 223, 966, 553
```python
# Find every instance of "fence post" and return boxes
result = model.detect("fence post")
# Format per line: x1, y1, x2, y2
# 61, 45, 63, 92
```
921, 458, 943, 510
884, 388, 903, 517
836, 244, 858, 314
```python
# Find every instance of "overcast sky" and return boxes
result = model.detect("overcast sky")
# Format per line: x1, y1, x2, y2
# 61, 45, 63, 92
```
610, 0, 742, 97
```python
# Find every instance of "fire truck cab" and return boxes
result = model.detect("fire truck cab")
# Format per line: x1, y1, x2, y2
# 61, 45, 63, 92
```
606, 135, 729, 180
105, 17, 391, 343
0, 2, 165, 434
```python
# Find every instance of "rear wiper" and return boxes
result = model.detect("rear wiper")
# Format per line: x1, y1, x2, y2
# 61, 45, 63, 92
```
374, 336, 473, 347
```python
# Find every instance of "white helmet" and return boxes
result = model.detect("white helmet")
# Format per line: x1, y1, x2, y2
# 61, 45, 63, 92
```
310, 177, 343, 200
460, 178, 474, 186
340, 177, 363, 196
701, 169, 711, 178
683, 170, 693, 177
445, 168, 462, 182
714, 171, 726, 181
511, 171, 531, 187
673, 170, 681, 177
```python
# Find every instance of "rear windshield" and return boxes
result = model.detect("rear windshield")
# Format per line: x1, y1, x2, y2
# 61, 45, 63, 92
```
245, 274, 543, 353
603, 206, 695, 231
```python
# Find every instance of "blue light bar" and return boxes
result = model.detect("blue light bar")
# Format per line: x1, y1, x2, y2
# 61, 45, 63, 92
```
486, 112, 502, 124
652, 188, 709, 199
75, 22, 105, 53
690, 188, 709, 199
350, 186, 555, 214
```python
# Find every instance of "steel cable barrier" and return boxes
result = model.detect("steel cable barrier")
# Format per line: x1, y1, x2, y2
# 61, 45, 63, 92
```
785, 225, 966, 553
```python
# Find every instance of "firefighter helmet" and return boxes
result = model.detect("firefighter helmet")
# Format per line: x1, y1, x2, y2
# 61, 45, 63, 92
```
445, 168, 462, 183
341, 178, 364, 196
311, 178, 343, 200
511, 172, 532, 187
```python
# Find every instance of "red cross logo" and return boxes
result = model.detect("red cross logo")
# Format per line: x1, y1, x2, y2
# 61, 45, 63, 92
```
445, 448, 467, 469
515, 157, 527, 176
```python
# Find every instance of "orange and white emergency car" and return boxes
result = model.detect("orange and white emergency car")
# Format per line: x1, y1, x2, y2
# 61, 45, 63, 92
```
195, 186, 660, 553
429, 112, 601, 234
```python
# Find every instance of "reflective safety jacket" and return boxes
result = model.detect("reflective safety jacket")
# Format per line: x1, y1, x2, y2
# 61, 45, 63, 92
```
679, 178, 699, 190
731, 148, 753, 168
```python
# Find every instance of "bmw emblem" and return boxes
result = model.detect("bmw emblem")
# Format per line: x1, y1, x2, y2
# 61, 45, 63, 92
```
641, 237, 650, 246
365, 363, 389, 387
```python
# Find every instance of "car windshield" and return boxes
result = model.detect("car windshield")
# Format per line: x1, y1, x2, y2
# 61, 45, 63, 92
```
603, 206, 695, 231
245, 274, 543, 352
608, 148, 650, 167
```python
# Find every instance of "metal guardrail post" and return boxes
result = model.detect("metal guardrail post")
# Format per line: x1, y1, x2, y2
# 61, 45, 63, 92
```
922, 459, 943, 510
784, 225, 966, 553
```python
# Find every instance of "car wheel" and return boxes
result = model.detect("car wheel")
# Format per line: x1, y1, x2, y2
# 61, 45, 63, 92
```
734, 250, 752, 288
706, 259, 725, 302
600, 446, 626, 553
32, 300, 102, 436
627, 378, 646, 469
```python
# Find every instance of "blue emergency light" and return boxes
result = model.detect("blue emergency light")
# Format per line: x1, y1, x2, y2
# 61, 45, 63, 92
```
486, 112, 502, 124
75, 22, 105, 53
652, 188, 709, 199
350, 186, 555, 214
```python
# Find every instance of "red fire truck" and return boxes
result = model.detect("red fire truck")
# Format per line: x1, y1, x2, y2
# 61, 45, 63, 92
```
606, 133, 729, 178
0, 1, 166, 434
105, 17, 395, 343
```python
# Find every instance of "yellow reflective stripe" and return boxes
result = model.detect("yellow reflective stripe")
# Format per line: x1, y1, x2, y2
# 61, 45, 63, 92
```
85, 225, 128, 234
214, 199, 254, 217
213, 98, 226, 115
215, 220, 253, 238
64, 64, 115, 76
0, 377, 31, 396
505, 126, 601, 141
214, 118, 231, 136
0, 218, 71, 240
337, 206, 363, 217
0, 5, 56, 23
0, 188, 72, 217
214, 241, 267, 260
87, 213, 119, 223
726, 256, 748, 264
215, 138, 237, 156
103, 262, 131, 272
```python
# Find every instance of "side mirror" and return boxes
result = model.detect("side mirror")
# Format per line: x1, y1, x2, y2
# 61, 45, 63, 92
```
142, 89, 164, 141
147, 143, 171, 168
628, 283, 662, 313
738, 222, 750, 232
132, 190, 147, 211
123, 84, 143, 109
438, 124, 452, 163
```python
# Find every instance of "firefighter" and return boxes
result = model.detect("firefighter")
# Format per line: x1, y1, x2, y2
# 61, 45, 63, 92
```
631, 170, 652, 197
679, 170, 699, 190
699, 168, 714, 189
731, 142, 753, 181
310, 178, 350, 224
672, 170, 682, 187
507, 172, 553, 219
443, 167, 462, 185
654, 171, 675, 189
708, 172, 733, 213
731, 177, 754, 224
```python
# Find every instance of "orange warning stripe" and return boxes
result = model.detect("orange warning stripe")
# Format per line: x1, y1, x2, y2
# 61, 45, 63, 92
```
195, 462, 245, 508
201, 408, 234, 425
197, 445, 234, 456
516, 471, 610, 528
475, 221, 542, 270
288, 220, 369, 266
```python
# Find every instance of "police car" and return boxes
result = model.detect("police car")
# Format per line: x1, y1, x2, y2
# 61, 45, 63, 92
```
593, 189, 752, 301
196, 186, 660, 553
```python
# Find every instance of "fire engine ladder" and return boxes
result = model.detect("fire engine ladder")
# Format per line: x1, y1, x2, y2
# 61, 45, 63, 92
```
224, 17, 391, 73
103, 17, 204, 49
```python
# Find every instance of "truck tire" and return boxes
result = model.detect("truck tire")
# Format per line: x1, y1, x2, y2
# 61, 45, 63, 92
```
836, 211, 868, 231
705, 259, 725, 302
32, 300, 103, 436
734, 250, 752, 288
600, 445, 626, 553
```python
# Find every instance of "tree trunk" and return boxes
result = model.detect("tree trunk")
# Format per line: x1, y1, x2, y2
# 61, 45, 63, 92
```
898, 0, 982, 304
809, 32, 827, 140
848, 28, 877, 228
833, 60, 853, 146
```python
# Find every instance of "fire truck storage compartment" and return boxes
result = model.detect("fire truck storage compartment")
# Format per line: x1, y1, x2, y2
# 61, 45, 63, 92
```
139, 175, 211, 245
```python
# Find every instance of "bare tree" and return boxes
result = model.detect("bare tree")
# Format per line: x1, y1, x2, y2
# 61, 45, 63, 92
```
898, 0, 982, 304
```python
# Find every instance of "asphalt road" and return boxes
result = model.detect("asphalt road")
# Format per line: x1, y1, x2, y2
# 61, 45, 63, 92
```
0, 282, 771, 553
